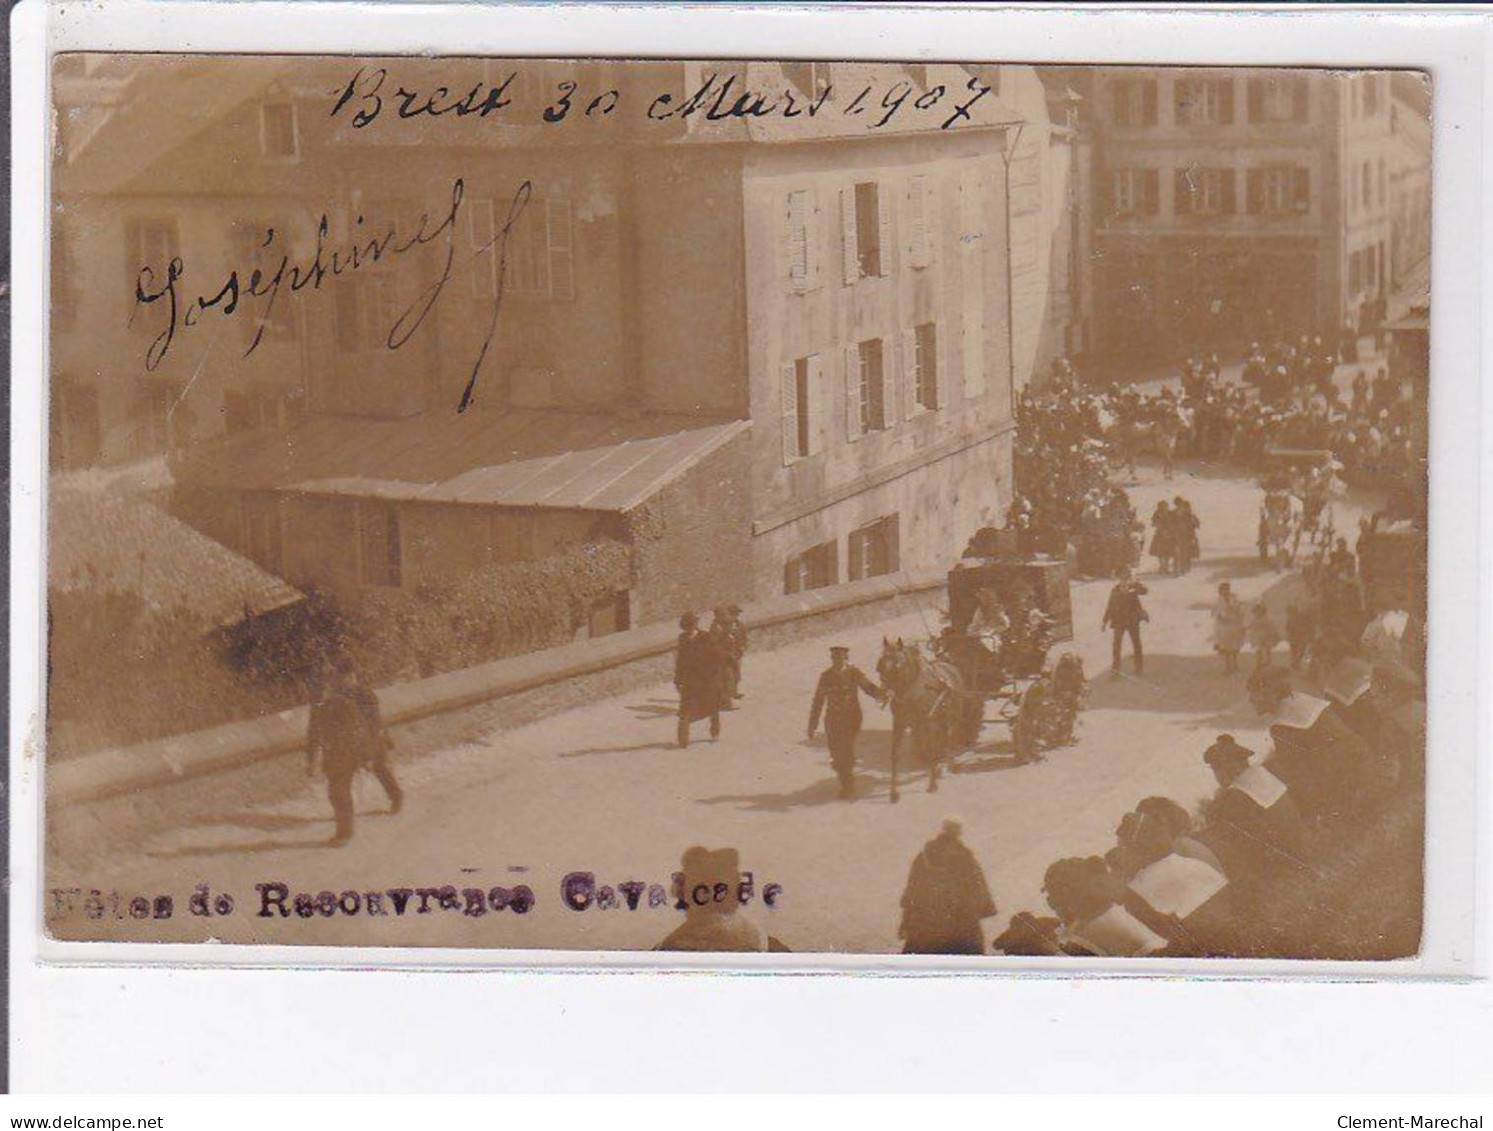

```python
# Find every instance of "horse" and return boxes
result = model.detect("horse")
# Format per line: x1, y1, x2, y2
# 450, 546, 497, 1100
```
1111, 417, 1181, 479
876, 637, 974, 803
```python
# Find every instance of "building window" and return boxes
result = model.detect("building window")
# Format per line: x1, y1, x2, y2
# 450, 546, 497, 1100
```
913, 322, 940, 411
784, 540, 837, 594
1362, 160, 1373, 207
260, 102, 300, 160
234, 223, 298, 345
846, 339, 887, 438
781, 354, 824, 463
1349, 250, 1362, 295
333, 276, 401, 353
786, 189, 813, 291
1173, 167, 1236, 216
126, 218, 180, 289
482, 191, 575, 301
357, 502, 403, 588
782, 62, 831, 101
1109, 77, 1157, 126
135, 376, 184, 455
1246, 166, 1309, 215
1109, 169, 1159, 217
1174, 78, 1233, 127
1362, 74, 1381, 117
1247, 75, 1309, 124
1366, 245, 1378, 289
842, 181, 884, 280
848, 515, 900, 582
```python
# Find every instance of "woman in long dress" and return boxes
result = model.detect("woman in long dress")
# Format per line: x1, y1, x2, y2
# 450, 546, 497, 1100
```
1211, 582, 1246, 674
1150, 501, 1175, 575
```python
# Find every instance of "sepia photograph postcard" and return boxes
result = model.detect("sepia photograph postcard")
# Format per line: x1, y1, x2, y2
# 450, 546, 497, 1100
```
40, 48, 1435, 963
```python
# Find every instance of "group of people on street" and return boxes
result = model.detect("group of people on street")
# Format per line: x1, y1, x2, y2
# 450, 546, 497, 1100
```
673, 605, 749, 748
1148, 496, 1201, 575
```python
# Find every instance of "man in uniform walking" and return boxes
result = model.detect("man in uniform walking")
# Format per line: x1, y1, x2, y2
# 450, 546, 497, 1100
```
307, 653, 403, 847
807, 645, 884, 800
674, 612, 723, 748
1102, 565, 1149, 677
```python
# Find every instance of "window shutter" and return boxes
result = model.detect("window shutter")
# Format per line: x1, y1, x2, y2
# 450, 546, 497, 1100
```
1174, 169, 1192, 217
1220, 169, 1237, 214
825, 538, 840, 586
1142, 81, 1157, 125
469, 198, 496, 298
808, 194, 824, 289
848, 530, 865, 582
1291, 78, 1308, 122
1293, 167, 1310, 211
781, 360, 799, 465
806, 354, 824, 454
787, 190, 809, 293
784, 555, 799, 595
1219, 79, 1235, 125
1246, 169, 1263, 214
934, 321, 947, 410
902, 329, 919, 418
906, 176, 929, 268
880, 338, 897, 430
1173, 82, 1188, 126
885, 515, 901, 573
1247, 78, 1264, 124
777, 192, 793, 287
876, 183, 893, 276
1142, 170, 1160, 215
843, 345, 862, 442
839, 187, 858, 285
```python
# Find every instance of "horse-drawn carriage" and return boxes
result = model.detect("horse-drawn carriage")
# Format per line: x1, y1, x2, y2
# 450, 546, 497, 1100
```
1258, 448, 1341, 569
876, 554, 1081, 801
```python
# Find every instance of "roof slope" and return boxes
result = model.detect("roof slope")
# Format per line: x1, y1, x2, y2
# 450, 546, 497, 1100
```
174, 409, 751, 513
49, 487, 303, 627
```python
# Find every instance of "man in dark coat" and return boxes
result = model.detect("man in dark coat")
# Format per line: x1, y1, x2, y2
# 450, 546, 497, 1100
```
307, 654, 403, 847
709, 604, 749, 704
675, 612, 722, 748
807, 645, 883, 799
1102, 566, 1149, 676
899, 818, 997, 954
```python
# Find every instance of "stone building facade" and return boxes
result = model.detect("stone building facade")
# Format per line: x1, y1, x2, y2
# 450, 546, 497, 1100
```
51, 56, 1073, 636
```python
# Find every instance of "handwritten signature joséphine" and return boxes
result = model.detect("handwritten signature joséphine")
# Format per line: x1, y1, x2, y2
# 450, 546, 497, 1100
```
130, 177, 530, 414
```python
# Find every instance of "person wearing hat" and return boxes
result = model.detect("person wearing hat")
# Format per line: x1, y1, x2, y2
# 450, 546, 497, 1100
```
674, 612, 723, 748
306, 652, 403, 847
1197, 735, 1312, 928
710, 603, 749, 703
656, 846, 768, 953
807, 645, 883, 800
1101, 565, 1149, 677
898, 818, 997, 955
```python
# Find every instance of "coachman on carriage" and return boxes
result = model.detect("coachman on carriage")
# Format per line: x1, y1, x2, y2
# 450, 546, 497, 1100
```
874, 548, 1082, 802
1258, 448, 1341, 570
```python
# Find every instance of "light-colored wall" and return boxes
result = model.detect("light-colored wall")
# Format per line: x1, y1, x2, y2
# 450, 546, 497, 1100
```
741, 133, 1013, 529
